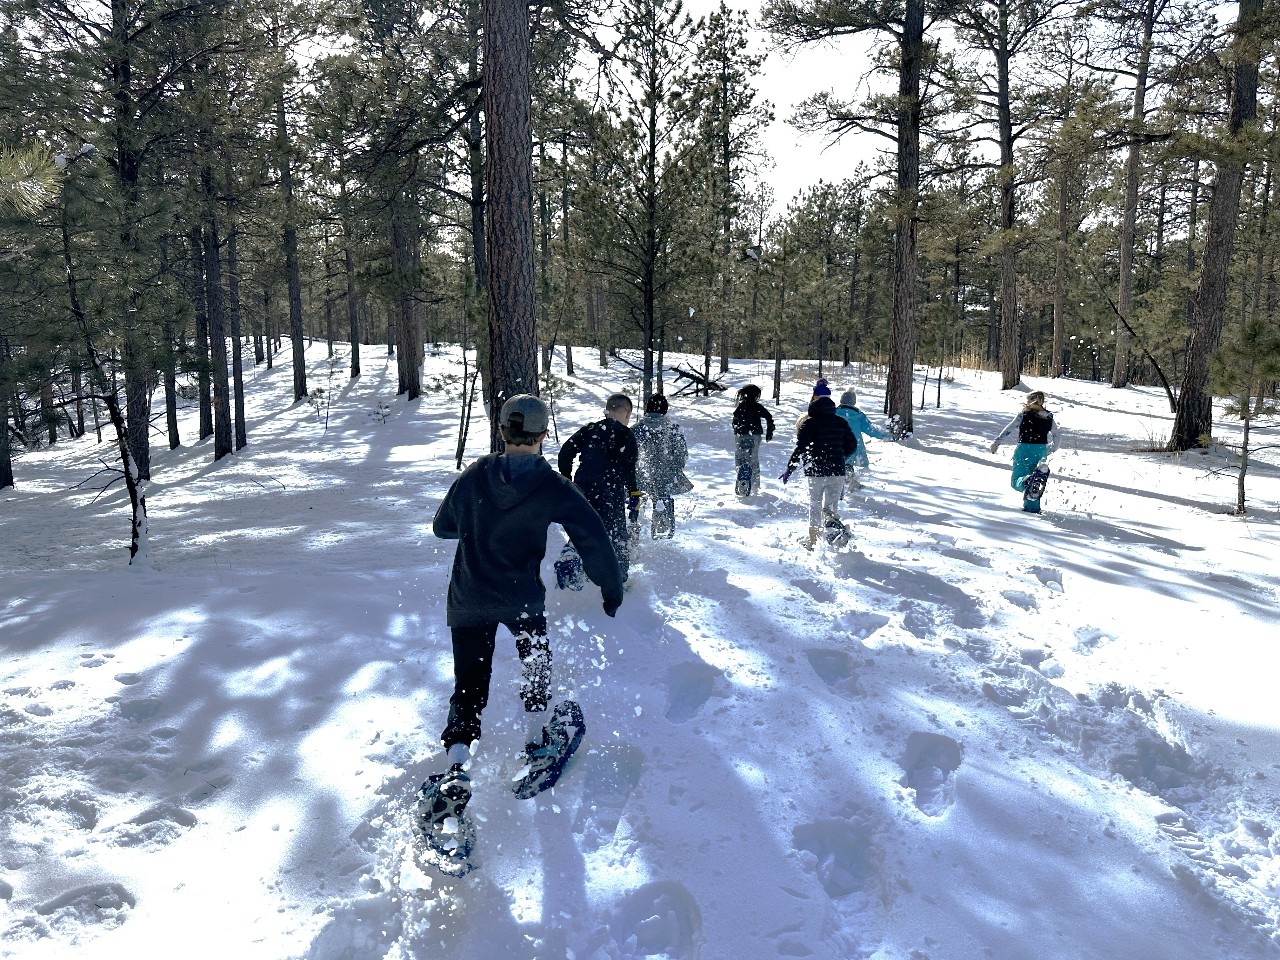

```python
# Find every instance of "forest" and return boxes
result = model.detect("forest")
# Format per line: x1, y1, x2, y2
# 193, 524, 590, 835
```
1, 0, 1277, 513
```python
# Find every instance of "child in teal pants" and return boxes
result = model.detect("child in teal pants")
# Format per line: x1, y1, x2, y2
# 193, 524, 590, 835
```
990, 391, 1059, 512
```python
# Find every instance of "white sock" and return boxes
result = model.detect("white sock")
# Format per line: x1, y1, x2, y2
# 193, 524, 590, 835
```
525, 710, 548, 745
446, 743, 470, 768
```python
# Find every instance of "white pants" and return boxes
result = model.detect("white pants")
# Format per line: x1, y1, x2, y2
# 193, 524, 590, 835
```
807, 475, 844, 526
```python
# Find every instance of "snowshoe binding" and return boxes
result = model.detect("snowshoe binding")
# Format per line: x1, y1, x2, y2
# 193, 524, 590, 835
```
412, 764, 477, 877
822, 509, 851, 548
513, 700, 586, 800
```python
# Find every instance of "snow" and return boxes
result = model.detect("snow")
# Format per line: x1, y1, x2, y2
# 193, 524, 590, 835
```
3, 342, 1280, 960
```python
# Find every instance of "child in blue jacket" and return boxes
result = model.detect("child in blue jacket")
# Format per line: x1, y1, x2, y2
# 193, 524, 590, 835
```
835, 389, 890, 490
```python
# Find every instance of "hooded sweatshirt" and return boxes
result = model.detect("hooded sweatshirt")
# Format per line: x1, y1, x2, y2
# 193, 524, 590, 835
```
433, 453, 624, 627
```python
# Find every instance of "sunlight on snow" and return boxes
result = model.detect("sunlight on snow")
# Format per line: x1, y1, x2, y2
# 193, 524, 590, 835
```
223, 655, 295, 699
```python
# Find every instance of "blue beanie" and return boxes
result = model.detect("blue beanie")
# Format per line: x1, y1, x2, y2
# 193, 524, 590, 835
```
812, 378, 831, 397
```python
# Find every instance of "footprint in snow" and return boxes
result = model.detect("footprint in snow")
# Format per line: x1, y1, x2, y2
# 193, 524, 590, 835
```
606, 880, 702, 959
109, 803, 198, 850
34, 882, 136, 936
805, 649, 865, 697
574, 742, 644, 851
900, 732, 963, 817
792, 819, 878, 899
663, 661, 720, 723
1031, 566, 1064, 592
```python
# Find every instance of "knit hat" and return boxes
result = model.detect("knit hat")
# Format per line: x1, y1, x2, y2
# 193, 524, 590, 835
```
500, 394, 549, 434
812, 378, 831, 397
646, 393, 669, 415
839, 389, 857, 407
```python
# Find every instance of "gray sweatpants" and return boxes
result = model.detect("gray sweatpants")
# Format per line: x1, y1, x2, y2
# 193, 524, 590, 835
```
807, 475, 845, 526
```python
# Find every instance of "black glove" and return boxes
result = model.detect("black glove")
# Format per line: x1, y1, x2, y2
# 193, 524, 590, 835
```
627, 491, 641, 523
765, 429, 774, 442
603, 597, 621, 617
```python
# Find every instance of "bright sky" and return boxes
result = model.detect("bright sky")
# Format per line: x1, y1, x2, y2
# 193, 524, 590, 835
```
686, 0, 884, 211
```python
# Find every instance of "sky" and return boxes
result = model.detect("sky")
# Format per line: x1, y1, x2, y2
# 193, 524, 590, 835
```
2, 340, 1279, 959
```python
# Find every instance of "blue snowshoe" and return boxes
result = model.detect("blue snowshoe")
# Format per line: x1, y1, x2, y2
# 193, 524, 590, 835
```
513, 700, 586, 800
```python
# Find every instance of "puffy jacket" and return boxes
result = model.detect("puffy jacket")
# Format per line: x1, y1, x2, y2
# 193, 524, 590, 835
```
835, 404, 889, 469
786, 397, 856, 477
632, 414, 693, 498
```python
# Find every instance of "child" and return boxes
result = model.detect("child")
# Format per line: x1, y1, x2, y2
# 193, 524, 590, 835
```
834, 389, 891, 490
631, 393, 693, 539
990, 391, 1060, 512
781, 395, 857, 548
732, 384, 775, 497
558, 393, 639, 580
422, 394, 624, 837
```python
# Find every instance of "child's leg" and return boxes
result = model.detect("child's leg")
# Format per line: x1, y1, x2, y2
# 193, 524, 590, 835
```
822, 475, 843, 516
509, 615, 551, 715
1011, 443, 1047, 491
807, 476, 824, 528
442, 623, 500, 751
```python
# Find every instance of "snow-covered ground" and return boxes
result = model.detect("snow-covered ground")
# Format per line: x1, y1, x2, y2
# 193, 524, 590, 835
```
3, 341, 1279, 960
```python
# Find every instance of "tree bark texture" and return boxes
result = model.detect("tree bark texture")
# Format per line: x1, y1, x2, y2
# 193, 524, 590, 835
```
276, 94, 307, 402
483, 0, 538, 451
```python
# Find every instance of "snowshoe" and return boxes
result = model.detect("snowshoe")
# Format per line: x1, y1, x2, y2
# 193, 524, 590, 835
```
513, 700, 586, 800
822, 509, 851, 548
1022, 460, 1050, 510
554, 541, 585, 591
412, 764, 477, 877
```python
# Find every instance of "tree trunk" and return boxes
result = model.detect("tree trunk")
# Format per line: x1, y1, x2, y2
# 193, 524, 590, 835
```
996, 3, 1019, 391
225, 157, 248, 451
190, 227, 213, 441
483, 0, 538, 450
204, 217, 233, 461
276, 92, 307, 402
1168, 0, 1262, 450
1113, 0, 1160, 387
886, 0, 925, 431
390, 193, 422, 399
1051, 160, 1070, 378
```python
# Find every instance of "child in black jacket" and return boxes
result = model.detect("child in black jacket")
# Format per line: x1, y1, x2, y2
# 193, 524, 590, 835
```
558, 393, 639, 580
732, 384, 775, 497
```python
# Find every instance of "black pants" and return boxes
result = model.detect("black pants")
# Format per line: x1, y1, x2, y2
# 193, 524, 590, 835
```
442, 615, 549, 751
583, 487, 630, 580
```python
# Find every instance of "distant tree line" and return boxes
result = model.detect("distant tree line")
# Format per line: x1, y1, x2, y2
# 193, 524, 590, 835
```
1, 0, 1276, 510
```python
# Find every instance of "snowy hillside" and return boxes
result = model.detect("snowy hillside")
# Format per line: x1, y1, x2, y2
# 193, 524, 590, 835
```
2, 342, 1279, 960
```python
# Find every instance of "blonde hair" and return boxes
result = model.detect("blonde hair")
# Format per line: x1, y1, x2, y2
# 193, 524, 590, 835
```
1024, 391, 1047, 411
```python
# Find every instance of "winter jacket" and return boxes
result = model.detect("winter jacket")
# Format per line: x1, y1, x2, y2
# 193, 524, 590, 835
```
835, 404, 889, 470
558, 417, 639, 507
632, 414, 694, 498
786, 397, 856, 478
732, 399, 775, 440
433, 453, 624, 627
992, 410, 1059, 452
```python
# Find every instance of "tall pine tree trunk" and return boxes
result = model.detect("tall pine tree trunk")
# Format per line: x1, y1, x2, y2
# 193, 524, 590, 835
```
1168, 0, 1262, 450
483, 0, 537, 449
1112, 0, 1160, 387
886, 0, 924, 432
275, 91, 307, 402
